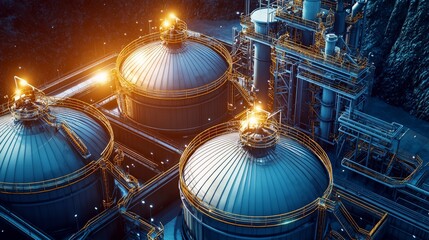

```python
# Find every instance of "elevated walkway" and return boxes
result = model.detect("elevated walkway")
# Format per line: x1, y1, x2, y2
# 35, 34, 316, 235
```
335, 177, 429, 232
0, 204, 53, 240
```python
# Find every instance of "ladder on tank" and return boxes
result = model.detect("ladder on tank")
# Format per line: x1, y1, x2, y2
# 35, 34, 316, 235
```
58, 120, 91, 159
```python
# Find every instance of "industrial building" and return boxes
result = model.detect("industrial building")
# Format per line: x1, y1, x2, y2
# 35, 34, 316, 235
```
0, 1, 428, 240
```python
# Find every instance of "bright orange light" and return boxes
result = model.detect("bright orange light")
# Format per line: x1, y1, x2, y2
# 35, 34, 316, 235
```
19, 79, 28, 86
254, 105, 263, 112
14, 89, 22, 101
163, 20, 171, 28
240, 114, 262, 131
248, 116, 259, 127
92, 71, 110, 84
169, 13, 177, 20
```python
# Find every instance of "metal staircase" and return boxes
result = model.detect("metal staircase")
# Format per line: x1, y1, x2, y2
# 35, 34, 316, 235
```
58, 120, 91, 159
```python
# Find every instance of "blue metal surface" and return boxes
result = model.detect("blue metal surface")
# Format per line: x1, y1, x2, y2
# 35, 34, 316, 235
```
0, 107, 109, 183
183, 132, 329, 216
251, 8, 277, 108
303, 0, 321, 21
120, 41, 228, 92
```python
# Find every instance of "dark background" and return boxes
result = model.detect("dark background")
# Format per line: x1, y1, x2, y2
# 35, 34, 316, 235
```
0, 0, 428, 120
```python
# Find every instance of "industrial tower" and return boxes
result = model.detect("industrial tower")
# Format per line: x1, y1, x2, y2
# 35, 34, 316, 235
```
233, 0, 374, 144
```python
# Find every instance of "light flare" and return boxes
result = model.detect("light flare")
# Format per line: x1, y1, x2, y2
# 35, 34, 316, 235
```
92, 71, 110, 84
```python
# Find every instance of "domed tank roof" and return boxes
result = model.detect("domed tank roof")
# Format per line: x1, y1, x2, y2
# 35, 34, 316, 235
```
182, 131, 329, 216
0, 106, 109, 184
119, 40, 228, 92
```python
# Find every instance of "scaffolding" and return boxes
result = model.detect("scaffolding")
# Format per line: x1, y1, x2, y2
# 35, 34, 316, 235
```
336, 110, 424, 187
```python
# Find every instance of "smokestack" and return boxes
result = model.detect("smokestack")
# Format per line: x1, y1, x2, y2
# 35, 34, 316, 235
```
250, 8, 277, 109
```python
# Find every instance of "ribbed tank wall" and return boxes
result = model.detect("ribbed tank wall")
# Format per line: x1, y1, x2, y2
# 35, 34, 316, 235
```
0, 172, 103, 238
181, 196, 317, 240
122, 83, 229, 134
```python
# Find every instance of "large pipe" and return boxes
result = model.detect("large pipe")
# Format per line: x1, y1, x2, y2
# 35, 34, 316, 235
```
253, 42, 271, 108
320, 34, 338, 140
352, 0, 366, 18
334, 0, 346, 37
302, 0, 321, 46
324, 33, 338, 58
348, 0, 366, 52
250, 8, 276, 109
348, 23, 361, 52
320, 89, 335, 140
302, 0, 321, 21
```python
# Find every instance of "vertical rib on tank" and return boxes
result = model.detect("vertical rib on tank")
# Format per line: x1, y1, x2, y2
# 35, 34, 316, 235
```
116, 19, 232, 134
179, 109, 333, 240
0, 85, 114, 238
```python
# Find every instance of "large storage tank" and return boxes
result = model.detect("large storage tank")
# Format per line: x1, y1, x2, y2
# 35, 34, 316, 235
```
0, 81, 114, 238
115, 18, 232, 134
179, 109, 333, 239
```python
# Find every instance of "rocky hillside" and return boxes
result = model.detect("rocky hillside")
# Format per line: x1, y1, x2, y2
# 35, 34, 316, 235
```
363, 0, 429, 120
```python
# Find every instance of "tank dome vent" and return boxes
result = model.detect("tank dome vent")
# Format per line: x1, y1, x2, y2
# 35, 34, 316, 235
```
10, 76, 49, 121
159, 16, 187, 47
239, 107, 280, 150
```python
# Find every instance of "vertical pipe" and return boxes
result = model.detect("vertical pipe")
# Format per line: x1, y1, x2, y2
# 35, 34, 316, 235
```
334, 0, 346, 37
302, 0, 321, 21
288, 63, 297, 124
253, 41, 271, 108
320, 34, 338, 140
352, 0, 366, 18
334, 94, 341, 135
250, 8, 276, 109
320, 88, 335, 139
349, 0, 366, 53
302, 0, 321, 46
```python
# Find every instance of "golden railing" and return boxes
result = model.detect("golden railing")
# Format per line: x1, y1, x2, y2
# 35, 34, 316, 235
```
346, 12, 363, 25
276, 34, 367, 74
159, 19, 188, 44
330, 230, 346, 240
122, 211, 164, 240
0, 97, 115, 194
244, 30, 277, 45
276, 8, 319, 30
333, 189, 389, 239
239, 118, 280, 149
230, 73, 254, 105
342, 154, 423, 186
299, 69, 366, 95
8, 90, 50, 121
179, 121, 333, 227
116, 31, 232, 100
290, 0, 337, 10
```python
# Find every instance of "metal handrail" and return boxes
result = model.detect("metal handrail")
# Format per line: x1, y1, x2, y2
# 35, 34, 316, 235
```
0, 97, 114, 194
342, 154, 423, 186
276, 8, 319, 30
299, 70, 366, 95
116, 31, 232, 100
333, 189, 389, 238
160, 19, 188, 44
276, 34, 368, 73
179, 121, 333, 227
